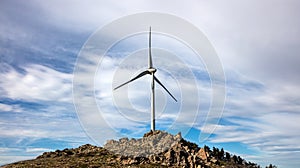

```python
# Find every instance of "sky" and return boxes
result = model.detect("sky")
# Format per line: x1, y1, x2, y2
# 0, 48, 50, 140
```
0, 0, 300, 167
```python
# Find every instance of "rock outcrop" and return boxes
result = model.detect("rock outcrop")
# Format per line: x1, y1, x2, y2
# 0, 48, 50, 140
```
104, 130, 181, 157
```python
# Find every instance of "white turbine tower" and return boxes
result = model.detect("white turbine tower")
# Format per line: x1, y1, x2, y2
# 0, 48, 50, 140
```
114, 27, 177, 131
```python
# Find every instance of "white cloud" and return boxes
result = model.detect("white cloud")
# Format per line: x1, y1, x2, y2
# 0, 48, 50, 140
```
0, 103, 22, 113
0, 64, 72, 102
0, 128, 48, 138
30, 0, 129, 32
201, 0, 300, 85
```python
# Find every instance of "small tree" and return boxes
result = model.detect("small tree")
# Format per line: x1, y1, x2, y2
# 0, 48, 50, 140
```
266, 164, 277, 168
225, 152, 231, 161
212, 147, 220, 158
219, 148, 225, 160
237, 156, 243, 164
204, 145, 211, 154
232, 155, 238, 163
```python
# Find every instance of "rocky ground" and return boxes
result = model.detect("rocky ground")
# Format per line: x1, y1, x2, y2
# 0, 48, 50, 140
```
2, 130, 264, 168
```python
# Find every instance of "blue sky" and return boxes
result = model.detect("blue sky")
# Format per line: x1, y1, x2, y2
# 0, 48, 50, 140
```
1, 0, 300, 167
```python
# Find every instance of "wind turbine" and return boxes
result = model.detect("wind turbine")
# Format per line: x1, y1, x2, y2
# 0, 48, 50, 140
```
114, 27, 177, 131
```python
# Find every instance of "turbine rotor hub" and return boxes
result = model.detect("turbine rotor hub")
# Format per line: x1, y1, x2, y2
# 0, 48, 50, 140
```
148, 68, 157, 73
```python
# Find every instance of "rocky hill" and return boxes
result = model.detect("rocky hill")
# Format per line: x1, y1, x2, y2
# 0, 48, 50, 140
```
2, 130, 267, 168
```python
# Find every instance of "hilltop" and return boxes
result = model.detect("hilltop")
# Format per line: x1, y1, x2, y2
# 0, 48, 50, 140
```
2, 130, 269, 168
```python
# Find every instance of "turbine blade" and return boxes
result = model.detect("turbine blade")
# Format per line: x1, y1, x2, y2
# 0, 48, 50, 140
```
114, 70, 150, 90
148, 26, 153, 68
154, 75, 177, 102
